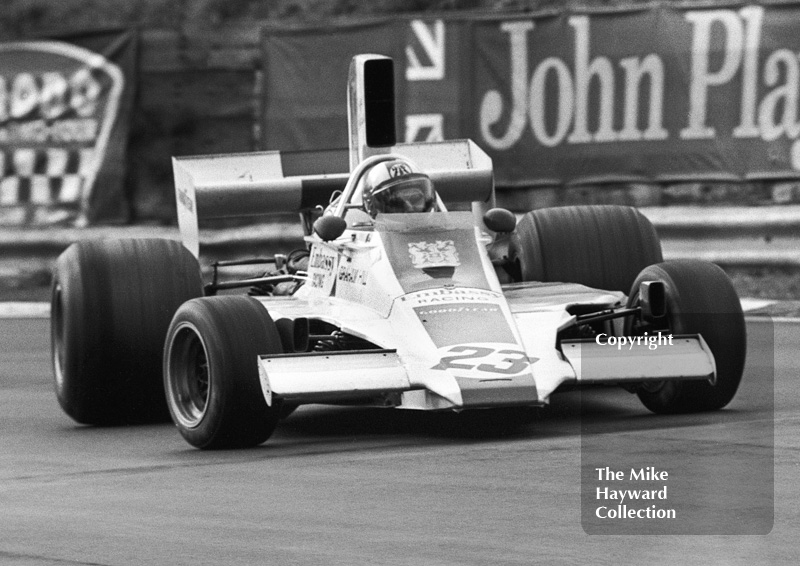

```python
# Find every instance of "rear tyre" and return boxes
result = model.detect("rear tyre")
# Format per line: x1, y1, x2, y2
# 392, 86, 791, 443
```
164, 296, 284, 449
51, 239, 202, 425
627, 260, 746, 413
509, 205, 662, 293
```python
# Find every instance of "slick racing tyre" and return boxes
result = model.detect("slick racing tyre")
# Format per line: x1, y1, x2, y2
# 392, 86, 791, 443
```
51, 239, 202, 425
164, 296, 284, 449
627, 260, 746, 413
510, 205, 662, 293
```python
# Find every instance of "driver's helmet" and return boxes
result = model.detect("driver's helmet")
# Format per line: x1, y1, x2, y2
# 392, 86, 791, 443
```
361, 159, 436, 218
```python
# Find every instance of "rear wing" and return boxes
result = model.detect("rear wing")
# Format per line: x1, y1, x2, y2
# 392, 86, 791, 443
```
172, 141, 493, 257
172, 54, 494, 257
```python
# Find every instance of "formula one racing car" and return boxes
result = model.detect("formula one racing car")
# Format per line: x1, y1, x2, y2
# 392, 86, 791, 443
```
50, 55, 746, 449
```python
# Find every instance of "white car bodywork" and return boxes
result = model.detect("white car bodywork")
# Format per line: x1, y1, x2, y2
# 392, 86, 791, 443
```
250, 209, 714, 411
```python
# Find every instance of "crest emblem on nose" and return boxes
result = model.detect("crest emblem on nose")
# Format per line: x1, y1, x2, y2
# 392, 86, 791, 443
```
408, 240, 460, 269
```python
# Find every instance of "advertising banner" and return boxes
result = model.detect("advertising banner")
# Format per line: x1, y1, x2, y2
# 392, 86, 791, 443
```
0, 29, 136, 225
262, 3, 800, 187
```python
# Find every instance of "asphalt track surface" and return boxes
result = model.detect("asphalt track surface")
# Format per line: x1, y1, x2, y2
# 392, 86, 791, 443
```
0, 317, 796, 565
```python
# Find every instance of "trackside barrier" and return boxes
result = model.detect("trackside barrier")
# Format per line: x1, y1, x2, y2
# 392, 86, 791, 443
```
640, 205, 800, 267
1, 206, 800, 267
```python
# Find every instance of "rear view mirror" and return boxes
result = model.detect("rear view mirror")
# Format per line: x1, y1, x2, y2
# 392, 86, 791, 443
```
639, 280, 666, 319
313, 215, 347, 241
483, 208, 516, 233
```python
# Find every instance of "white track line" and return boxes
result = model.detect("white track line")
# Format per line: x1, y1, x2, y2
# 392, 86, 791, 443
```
740, 298, 777, 312
0, 302, 51, 319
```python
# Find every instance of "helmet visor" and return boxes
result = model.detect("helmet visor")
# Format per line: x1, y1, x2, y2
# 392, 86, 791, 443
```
370, 174, 436, 215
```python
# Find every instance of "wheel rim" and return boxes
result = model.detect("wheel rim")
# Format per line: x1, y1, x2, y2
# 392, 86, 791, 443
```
51, 282, 66, 392
167, 323, 211, 429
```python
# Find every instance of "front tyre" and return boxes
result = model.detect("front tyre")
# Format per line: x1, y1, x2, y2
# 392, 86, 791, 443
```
164, 296, 284, 449
627, 260, 746, 413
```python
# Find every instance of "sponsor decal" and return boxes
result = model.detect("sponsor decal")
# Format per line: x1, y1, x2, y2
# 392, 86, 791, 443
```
414, 302, 514, 347
307, 245, 338, 294
309, 249, 336, 272
176, 186, 193, 212
401, 287, 498, 306
337, 263, 368, 286
310, 274, 328, 290
408, 239, 460, 269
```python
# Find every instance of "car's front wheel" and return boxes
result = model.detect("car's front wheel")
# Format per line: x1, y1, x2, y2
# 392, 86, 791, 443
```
627, 260, 746, 413
164, 296, 284, 449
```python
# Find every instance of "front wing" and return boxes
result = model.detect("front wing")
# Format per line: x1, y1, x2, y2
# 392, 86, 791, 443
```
254, 295, 716, 410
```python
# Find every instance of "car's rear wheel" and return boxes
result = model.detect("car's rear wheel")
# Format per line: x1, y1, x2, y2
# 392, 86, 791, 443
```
509, 205, 662, 293
164, 296, 284, 449
627, 260, 746, 413
51, 239, 202, 425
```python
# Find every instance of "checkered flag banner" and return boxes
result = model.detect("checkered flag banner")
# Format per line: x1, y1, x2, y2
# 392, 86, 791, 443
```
0, 40, 125, 226
0, 148, 95, 207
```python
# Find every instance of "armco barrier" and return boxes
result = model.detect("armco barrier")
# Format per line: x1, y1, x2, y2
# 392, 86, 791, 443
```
641, 205, 800, 267
1, 206, 799, 268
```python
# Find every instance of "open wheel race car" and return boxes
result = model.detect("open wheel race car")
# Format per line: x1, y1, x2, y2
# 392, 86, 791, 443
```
50, 55, 746, 449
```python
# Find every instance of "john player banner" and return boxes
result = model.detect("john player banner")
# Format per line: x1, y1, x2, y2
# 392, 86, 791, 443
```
0, 30, 136, 225
262, 3, 800, 186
